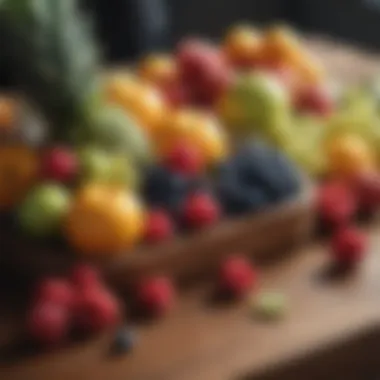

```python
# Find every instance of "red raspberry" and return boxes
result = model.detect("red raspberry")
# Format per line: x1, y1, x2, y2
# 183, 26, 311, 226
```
294, 85, 334, 116
218, 256, 257, 298
136, 276, 175, 317
74, 288, 121, 333
34, 278, 74, 308
27, 301, 70, 346
41, 146, 78, 183
352, 172, 380, 213
330, 226, 367, 265
317, 181, 357, 228
182, 192, 221, 229
70, 264, 101, 290
144, 209, 174, 244
164, 141, 204, 175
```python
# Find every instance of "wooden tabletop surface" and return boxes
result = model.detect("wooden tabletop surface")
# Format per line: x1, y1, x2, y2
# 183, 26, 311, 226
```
1, 38, 380, 380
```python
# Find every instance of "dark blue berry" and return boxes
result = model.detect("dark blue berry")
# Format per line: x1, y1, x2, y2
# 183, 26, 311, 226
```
217, 182, 268, 216
112, 328, 137, 355
142, 166, 191, 211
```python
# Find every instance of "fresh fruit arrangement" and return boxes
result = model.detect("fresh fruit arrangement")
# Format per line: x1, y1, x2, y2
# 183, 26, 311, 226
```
0, 0, 306, 262
2, 0, 380, 355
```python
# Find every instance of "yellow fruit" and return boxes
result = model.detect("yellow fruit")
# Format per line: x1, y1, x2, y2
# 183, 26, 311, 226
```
0, 146, 39, 210
106, 75, 166, 135
65, 185, 145, 256
223, 25, 262, 65
138, 54, 177, 86
155, 109, 228, 164
0, 96, 17, 132
187, 113, 228, 164
325, 134, 377, 178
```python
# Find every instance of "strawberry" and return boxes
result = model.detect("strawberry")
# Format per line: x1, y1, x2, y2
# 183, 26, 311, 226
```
136, 276, 175, 317
219, 256, 258, 298
144, 209, 174, 244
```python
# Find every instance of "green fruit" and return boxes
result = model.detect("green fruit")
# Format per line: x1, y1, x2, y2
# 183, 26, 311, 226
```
228, 71, 291, 138
281, 115, 327, 176
77, 106, 152, 166
17, 183, 70, 237
78, 146, 139, 188
0, 0, 101, 139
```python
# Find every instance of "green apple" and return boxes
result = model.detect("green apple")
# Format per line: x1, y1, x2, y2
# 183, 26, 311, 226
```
78, 146, 139, 189
228, 71, 291, 140
17, 183, 70, 237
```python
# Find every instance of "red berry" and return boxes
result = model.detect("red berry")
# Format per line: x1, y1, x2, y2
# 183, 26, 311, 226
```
182, 192, 221, 229
136, 276, 175, 317
352, 172, 380, 212
34, 278, 75, 308
164, 141, 204, 175
41, 146, 78, 183
70, 264, 101, 290
144, 209, 174, 244
74, 288, 121, 333
27, 301, 70, 346
330, 226, 367, 265
219, 256, 257, 298
317, 181, 357, 227
294, 85, 334, 116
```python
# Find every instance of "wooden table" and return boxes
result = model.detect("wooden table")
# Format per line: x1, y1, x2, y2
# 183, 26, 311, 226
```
1, 38, 380, 380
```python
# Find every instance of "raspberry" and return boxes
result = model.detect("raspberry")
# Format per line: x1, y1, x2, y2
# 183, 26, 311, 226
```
74, 288, 121, 333
27, 301, 70, 346
182, 192, 221, 229
330, 226, 367, 265
163, 141, 204, 175
41, 146, 78, 183
219, 256, 257, 298
136, 276, 175, 317
144, 209, 174, 244
352, 172, 380, 213
70, 264, 101, 290
34, 278, 75, 308
317, 181, 357, 228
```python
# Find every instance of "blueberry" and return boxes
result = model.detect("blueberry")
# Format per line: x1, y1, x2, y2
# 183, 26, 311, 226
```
217, 182, 268, 216
233, 141, 301, 201
142, 166, 190, 211
112, 328, 137, 355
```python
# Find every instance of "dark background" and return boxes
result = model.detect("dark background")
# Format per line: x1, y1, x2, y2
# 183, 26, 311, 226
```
90, 0, 380, 61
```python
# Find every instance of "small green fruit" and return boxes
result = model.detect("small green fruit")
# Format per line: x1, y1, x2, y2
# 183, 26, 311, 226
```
18, 183, 70, 237
78, 146, 139, 188
80, 105, 152, 165
229, 71, 291, 137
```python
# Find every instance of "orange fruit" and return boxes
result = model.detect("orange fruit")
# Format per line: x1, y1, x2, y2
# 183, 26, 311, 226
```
0, 146, 39, 210
155, 109, 228, 164
106, 75, 166, 135
138, 54, 178, 87
223, 25, 262, 66
0, 96, 17, 132
262, 25, 324, 85
65, 184, 145, 256
325, 134, 377, 178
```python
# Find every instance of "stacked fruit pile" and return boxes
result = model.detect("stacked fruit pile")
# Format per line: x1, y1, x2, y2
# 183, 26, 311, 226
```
0, 0, 306, 259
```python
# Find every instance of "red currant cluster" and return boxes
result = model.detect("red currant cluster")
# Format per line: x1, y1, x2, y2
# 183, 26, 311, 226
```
27, 265, 121, 347
317, 172, 380, 265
